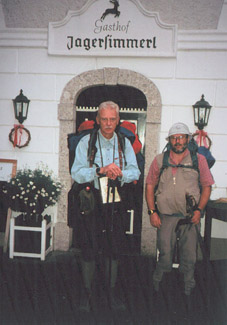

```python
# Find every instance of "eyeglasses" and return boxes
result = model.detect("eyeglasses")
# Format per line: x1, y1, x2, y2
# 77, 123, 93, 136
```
100, 117, 117, 123
170, 135, 187, 141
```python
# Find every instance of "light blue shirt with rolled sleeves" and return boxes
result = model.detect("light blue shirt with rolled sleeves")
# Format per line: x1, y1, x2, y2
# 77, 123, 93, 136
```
71, 129, 140, 189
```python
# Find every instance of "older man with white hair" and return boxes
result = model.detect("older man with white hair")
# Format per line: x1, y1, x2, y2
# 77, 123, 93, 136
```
71, 101, 140, 311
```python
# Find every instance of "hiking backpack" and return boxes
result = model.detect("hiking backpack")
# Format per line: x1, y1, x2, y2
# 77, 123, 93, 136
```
158, 137, 215, 187
67, 121, 145, 177
67, 120, 144, 228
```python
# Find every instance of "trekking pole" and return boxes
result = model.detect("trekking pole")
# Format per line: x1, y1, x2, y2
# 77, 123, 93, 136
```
106, 179, 116, 290
185, 194, 222, 317
173, 194, 204, 266
185, 194, 208, 262
173, 217, 192, 265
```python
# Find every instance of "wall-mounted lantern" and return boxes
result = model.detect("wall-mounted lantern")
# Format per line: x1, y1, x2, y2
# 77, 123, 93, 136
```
192, 94, 214, 162
12, 89, 30, 124
192, 94, 212, 130
9, 90, 31, 149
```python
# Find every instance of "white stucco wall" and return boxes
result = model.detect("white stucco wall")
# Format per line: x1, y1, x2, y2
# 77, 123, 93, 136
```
1, 0, 223, 30
0, 0, 227, 242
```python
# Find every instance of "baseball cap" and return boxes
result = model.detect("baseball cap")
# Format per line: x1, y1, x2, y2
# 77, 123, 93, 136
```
166, 122, 192, 140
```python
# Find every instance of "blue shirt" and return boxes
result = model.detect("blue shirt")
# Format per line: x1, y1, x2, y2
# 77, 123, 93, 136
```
71, 129, 140, 189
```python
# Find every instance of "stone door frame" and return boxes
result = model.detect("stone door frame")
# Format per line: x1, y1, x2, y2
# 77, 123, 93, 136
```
56, 67, 162, 255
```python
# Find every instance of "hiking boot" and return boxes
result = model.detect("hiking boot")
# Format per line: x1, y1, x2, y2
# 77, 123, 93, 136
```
109, 288, 126, 311
184, 283, 195, 296
79, 288, 92, 312
153, 280, 160, 292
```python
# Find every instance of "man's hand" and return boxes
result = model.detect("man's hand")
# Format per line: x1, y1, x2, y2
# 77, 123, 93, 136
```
103, 163, 123, 180
150, 212, 161, 228
191, 210, 201, 225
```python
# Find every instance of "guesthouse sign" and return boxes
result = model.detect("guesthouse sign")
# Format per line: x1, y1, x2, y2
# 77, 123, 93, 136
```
48, 0, 177, 57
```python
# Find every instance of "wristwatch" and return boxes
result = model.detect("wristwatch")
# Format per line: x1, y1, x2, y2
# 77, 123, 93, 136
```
96, 167, 102, 176
195, 207, 202, 213
148, 209, 158, 215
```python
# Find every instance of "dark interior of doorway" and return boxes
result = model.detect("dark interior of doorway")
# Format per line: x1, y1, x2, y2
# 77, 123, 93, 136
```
76, 85, 147, 110
72, 85, 147, 255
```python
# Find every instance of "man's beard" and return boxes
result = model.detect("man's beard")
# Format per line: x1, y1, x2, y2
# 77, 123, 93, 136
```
170, 143, 188, 154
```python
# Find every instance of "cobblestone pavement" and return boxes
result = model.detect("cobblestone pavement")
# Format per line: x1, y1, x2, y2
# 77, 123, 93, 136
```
0, 250, 226, 324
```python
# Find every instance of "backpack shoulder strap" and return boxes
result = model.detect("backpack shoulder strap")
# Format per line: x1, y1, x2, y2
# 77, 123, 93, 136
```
88, 128, 98, 167
189, 151, 199, 172
116, 131, 125, 152
159, 150, 169, 179
116, 131, 125, 169
188, 138, 199, 173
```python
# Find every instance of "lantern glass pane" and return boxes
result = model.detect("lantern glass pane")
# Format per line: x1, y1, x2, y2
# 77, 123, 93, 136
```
204, 108, 210, 125
16, 102, 22, 115
194, 107, 199, 123
22, 103, 28, 117
199, 107, 205, 124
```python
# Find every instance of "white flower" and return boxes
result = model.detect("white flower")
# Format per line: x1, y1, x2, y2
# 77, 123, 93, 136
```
21, 191, 25, 195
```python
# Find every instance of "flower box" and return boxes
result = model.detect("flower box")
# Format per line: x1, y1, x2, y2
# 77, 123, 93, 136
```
2, 163, 61, 259
10, 213, 53, 260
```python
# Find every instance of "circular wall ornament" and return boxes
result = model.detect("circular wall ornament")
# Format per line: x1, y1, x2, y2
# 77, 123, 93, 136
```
9, 125, 31, 148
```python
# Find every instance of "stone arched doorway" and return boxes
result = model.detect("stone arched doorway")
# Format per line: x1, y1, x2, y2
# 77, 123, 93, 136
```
55, 68, 162, 256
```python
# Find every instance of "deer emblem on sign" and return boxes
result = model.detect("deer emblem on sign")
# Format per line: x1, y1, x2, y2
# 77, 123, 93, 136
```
101, 0, 120, 21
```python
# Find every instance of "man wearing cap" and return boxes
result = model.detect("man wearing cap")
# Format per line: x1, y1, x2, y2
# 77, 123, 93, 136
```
146, 122, 214, 295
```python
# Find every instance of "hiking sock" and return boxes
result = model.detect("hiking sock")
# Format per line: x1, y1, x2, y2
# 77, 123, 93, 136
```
105, 258, 126, 310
